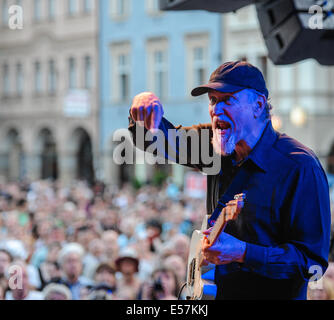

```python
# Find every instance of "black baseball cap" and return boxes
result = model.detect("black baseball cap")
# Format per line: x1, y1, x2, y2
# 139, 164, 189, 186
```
191, 61, 268, 99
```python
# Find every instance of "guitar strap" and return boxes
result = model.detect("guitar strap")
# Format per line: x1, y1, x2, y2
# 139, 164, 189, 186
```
208, 165, 251, 227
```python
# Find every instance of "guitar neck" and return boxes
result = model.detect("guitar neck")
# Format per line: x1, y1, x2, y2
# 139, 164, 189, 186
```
207, 207, 228, 245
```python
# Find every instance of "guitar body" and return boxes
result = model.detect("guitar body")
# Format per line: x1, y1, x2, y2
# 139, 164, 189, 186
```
186, 215, 217, 300
186, 194, 246, 300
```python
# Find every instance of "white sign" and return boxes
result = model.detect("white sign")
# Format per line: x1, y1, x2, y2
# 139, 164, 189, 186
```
64, 90, 91, 118
184, 171, 207, 198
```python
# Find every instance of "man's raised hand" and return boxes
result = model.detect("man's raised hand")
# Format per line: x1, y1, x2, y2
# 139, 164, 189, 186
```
130, 92, 164, 133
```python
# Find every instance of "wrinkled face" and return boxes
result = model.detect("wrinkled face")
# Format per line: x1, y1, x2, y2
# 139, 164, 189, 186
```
208, 89, 255, 156
62, 253, 82, 281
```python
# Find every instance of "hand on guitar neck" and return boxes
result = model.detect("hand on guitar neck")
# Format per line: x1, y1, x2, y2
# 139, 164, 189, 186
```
201, 194, 246, 266
186, 194, 246, 300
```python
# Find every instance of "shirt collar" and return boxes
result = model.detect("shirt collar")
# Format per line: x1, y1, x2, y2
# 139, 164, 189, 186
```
245, 121, 278, 172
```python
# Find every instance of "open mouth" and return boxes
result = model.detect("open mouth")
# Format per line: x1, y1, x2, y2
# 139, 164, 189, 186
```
216, 120, 232, 134
216, 120, 231, 130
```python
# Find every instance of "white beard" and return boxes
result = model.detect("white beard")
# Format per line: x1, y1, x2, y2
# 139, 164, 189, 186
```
212, 129, 237, 156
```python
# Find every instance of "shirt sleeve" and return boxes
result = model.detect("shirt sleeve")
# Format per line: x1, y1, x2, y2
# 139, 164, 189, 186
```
128, 115, 220, 174
243, 162, 331, 281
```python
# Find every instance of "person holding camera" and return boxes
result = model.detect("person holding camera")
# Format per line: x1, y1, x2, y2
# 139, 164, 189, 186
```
139, 267, 179, 300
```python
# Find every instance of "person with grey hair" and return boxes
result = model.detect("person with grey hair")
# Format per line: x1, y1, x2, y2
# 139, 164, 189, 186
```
56, 243, 93, 300
43, 283, 72, 300
5, 260, 44, 300
129, 60, 331, 300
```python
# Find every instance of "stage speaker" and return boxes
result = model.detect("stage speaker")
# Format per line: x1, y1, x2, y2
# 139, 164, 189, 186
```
159, 0, 256, 13
256, 0, 334, 65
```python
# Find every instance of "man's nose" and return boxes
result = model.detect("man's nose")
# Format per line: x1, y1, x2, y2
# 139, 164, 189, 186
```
213, 103, 225, 117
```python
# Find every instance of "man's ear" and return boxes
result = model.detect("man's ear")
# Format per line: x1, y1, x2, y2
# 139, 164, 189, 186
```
253, 94, 266, 119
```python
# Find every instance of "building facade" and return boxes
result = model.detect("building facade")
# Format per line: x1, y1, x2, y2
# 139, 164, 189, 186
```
0, 0, 99, 185
99, 0, 222, 186
2, 2, 332, 187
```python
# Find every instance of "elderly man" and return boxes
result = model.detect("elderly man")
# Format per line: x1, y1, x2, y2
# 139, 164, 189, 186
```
128, 61, 331, 300
57, 243, 93, 300
5, 260, 44, 300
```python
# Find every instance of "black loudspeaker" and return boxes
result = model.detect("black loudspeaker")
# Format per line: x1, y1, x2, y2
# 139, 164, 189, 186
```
256, 0, 334, 65
159, 0, 255, 13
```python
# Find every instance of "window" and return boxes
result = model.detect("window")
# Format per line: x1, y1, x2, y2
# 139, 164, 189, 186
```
84, 56, 92, 89
277, 65, 294, 92
146, 0, 161, 15
2, 63, 10, 96
297, 60, 314, 92
83, 0, 92, 13
110, 43, 131, 102
236, 6, 250, 22
110, 0, 130, 20
229, 5, 257, 29
48, 59, 57, 94
34, 0, 42, 22
147, 38, 168, 99
48, 0, 56, 20
118, 54, 129, 100
2, 0, 8, 27
15, 63, 23, 96
185, 34, 209, 95
153, 51, 168, 98
34, 61, 42, 94
68, 0, 77, 16
68, 57, 77, 89
193, 47, 206, 88
256, 55, 268, 81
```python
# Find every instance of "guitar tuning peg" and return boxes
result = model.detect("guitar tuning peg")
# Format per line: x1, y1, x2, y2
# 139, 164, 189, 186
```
234, 193, 246, 200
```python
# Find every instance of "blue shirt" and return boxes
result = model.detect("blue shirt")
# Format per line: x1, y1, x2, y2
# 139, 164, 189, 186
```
128, 117, 331, 300
61, 276, 94, 300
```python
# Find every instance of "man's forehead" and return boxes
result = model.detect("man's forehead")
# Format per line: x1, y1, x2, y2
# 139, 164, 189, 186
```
208, 89, 243, 97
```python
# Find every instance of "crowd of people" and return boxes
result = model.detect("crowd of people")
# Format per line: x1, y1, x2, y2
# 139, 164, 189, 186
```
0, 179, 205, 300
0, 177, 333, 300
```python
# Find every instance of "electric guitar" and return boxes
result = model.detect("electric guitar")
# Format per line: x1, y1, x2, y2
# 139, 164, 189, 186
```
186, 193, 246, 300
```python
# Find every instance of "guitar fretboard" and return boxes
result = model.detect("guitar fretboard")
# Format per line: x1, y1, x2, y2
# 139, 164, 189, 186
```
207, 207, 229, 245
